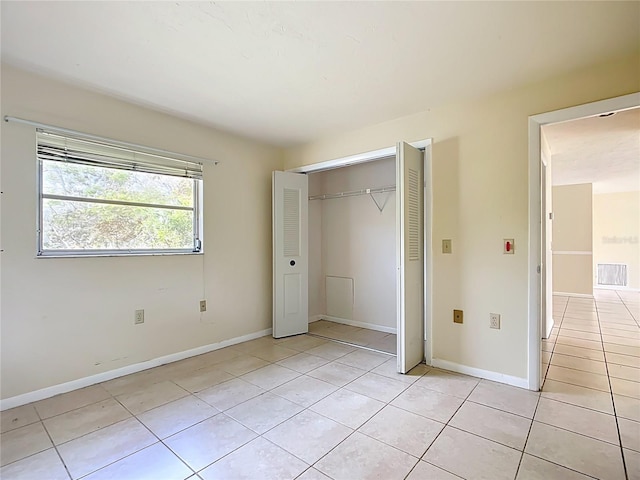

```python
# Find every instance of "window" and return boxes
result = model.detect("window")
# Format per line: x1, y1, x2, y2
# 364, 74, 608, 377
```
37, 130, 203, 256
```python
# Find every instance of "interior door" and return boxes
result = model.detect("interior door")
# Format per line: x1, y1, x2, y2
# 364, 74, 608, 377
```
272, 171, 309, 338
397, 142, 425, 373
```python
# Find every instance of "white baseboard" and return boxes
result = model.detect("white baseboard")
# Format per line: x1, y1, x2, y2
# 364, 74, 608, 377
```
544, 317, 555, 339
308, 315, 324, 323
594, 286, 640, 292
0, 328, 273, 411
320, 315, 397, 334
430, 358, 529, 390
553, 291, 594, 298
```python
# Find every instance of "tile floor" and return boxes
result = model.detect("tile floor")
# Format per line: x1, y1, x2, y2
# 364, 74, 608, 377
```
538, 289, 640, 480
1, 290, 638, 479
309, 319, 397, 354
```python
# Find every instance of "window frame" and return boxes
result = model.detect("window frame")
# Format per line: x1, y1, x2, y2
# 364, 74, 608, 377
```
35, 132, 204, 258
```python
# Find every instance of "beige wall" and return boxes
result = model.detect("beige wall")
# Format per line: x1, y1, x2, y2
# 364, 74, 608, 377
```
0, 65, 283, 399
552, 184, 593, 295
284, 53, 639, 380
552, 184, 593, 252
593, 191, 640, 289
308, 158, 396, 330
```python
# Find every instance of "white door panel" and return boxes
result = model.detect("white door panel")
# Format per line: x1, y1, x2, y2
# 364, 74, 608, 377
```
273, 171, 308, 338
397, 142, 425, 373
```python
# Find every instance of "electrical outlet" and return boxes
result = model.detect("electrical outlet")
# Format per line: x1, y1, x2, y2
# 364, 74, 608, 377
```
134, 309, 144, 325
453, 309, 463, 324
490, 313, 501, 329
199, 300, 207, 312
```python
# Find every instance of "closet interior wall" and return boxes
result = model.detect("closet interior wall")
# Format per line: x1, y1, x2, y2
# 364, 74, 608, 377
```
308, 157, 397, 333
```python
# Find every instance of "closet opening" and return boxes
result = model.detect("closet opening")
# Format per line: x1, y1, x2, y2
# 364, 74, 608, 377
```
307, 156, 397, 356
273, 139, 432, 374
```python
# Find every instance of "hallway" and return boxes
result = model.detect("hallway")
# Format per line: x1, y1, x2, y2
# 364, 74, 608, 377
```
541, 289, 640, 478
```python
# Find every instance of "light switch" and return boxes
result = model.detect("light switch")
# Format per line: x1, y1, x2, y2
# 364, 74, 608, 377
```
442, 239, 452, 254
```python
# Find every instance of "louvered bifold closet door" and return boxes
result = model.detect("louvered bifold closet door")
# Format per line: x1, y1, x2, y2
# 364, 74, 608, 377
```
397, 142, 425, 374
272, 171, 309, 338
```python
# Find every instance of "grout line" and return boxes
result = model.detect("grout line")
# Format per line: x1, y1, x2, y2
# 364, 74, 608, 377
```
514, 385, 542, 479
110, 394, 197, 478
523, 452, 601, 480
307, 332, 396, 356
540, 294, 636, 478
595, 295, 630, 480
617, 290, 640, 329
18, 419, 73, 480
543, 295, 569, 387
265, 341, 431, 479
188, 337, 404, 477
2, 400, 74, 479
532, 415, 622, 447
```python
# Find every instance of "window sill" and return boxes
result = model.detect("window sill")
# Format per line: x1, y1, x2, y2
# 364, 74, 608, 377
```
35, 251, 203, 259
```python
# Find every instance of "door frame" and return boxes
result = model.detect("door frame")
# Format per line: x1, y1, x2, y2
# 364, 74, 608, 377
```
527, 92, 640, 391
289, 139, 434, 365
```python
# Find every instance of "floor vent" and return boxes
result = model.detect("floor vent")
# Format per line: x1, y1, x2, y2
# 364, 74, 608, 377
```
597, 263, 628, 287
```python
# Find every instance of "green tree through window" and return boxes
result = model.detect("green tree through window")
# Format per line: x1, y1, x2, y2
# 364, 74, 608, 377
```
37, 131, 202, 255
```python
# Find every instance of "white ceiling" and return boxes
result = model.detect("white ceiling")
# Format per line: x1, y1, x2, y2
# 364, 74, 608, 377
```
544, 108, 640, 194
1, 2, 639, 146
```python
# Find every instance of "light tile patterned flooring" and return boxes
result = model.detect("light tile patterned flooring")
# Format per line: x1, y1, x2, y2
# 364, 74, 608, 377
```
0, 289, 638, 479
309, 319, 397, 354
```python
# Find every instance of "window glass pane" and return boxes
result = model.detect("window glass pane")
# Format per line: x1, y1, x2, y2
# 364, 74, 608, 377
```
42, 199, 193, 250
42, 161, 193, 207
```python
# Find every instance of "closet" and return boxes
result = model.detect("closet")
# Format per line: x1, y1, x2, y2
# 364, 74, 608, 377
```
273, 140, 429, 374
307, 157, 397, 354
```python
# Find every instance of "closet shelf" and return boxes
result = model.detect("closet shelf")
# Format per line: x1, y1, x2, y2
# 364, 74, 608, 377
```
308, 185, 396, 201
309, 185, 395, 212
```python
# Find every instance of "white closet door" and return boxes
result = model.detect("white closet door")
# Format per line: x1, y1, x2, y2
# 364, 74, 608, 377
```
272, 171, 309, 338
397, 142, 425, 373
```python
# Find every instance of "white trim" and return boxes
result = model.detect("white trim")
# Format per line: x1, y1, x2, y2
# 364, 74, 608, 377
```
552, 251, 592, 255
308, 315, 324, 323
552, 291, 594, 298
321, 315, 397, 334
423, 144, 433, 366
545, 317, 555, 339
431, 358, 529, 389
594, 285, 640, 292
528, 92, 640, 391
288, 139, 431, 174
0, 328, 272, 411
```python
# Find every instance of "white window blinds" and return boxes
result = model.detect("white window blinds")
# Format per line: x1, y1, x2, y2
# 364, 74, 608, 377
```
36, 130, 203, 179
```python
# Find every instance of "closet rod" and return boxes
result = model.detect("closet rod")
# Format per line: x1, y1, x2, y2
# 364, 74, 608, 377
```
309, 185, 395, 201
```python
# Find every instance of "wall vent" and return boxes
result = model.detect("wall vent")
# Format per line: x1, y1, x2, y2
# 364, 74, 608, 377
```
597, 263, 628, 287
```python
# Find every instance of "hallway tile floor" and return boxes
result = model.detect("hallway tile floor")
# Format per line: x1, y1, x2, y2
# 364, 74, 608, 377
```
1, 290, 638, 479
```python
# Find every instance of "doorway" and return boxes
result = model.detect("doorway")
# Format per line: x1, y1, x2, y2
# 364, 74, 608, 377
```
273, 139, 433, 374
528, 92, 640, 390
306, 156, 398, 355
540, 107, 640, 386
